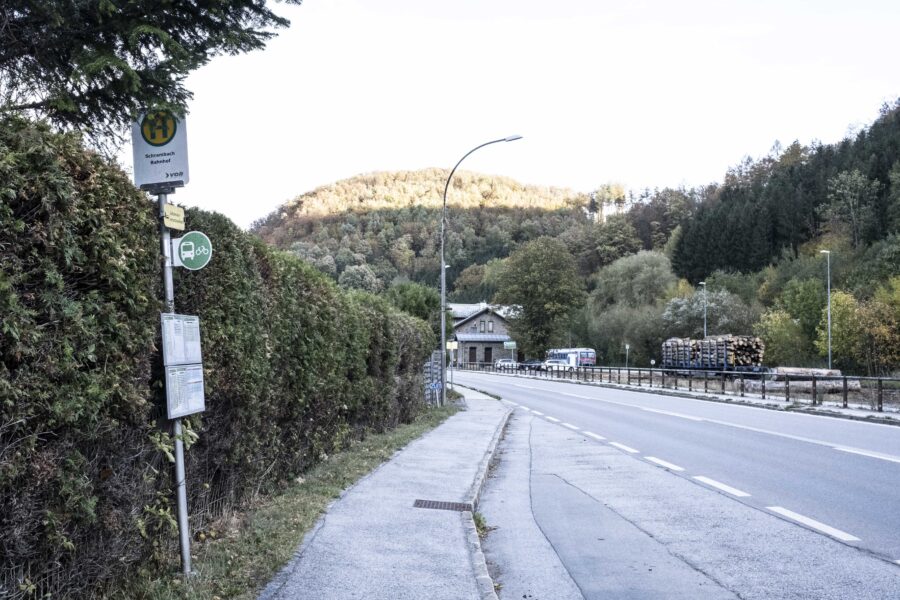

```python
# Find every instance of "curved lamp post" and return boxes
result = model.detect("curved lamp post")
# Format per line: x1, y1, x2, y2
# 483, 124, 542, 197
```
440, 135, 522, 406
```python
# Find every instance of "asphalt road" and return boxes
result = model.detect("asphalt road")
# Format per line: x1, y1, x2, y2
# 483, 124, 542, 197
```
458, 370, 900, 564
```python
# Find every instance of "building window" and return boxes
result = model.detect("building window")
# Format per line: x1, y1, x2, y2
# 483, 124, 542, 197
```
479, 320, 485, 332
488, 320, 494, 332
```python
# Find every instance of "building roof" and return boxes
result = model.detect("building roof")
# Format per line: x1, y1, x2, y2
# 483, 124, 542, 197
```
448, 301, 515, 320
454, 333, 512, 343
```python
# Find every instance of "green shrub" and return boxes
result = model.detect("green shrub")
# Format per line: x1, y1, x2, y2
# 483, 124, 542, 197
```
0, 117, 434, 597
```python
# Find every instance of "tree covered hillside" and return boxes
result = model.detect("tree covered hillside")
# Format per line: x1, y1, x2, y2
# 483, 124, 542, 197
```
672, 101, 900, 282
253, 101, 900, 375
252, 169, 674, 296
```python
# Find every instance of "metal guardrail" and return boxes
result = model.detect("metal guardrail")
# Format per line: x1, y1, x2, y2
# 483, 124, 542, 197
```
456, 363, 900, 413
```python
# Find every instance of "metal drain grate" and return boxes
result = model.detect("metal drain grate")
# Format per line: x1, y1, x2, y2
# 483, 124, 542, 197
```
413, 499, 474, 512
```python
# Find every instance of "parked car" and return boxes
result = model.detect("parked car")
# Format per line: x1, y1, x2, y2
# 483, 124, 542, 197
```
542, 359, 573, 372
494, 358, 518, 370
519, 358, 544, 371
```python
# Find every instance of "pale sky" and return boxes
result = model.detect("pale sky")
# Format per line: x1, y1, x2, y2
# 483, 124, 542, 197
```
122, 0, 900, 229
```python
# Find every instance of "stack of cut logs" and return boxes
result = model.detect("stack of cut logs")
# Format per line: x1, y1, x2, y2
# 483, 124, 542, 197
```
662, 335, 764, 368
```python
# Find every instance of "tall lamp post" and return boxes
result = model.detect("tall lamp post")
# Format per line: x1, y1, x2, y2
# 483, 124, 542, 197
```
699, 281, 707, 338
820, 250, 832, 369
625, 343, 630, 369
440, 135, 522, 406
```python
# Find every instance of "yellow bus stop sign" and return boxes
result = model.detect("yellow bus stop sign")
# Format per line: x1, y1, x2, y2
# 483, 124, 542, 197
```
141, 110, 178, 147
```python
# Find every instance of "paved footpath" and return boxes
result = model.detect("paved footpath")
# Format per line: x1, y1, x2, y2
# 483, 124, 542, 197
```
258, 388, 511, 600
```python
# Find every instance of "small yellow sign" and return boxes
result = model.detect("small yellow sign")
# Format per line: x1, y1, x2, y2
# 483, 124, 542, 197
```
141, 110, 178, 147
164, 204, 185, 231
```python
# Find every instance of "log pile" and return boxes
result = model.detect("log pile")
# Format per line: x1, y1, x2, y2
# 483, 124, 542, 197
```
662, 335, 765, 369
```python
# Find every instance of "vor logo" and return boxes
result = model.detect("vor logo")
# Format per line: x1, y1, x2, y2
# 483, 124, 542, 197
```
141, 110, 178, 146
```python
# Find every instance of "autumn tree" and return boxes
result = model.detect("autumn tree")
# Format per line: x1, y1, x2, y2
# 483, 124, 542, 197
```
815, 290, 863, 370
820, 170, 881, 248
753, 309, 813, 366
493, 237, 585, 356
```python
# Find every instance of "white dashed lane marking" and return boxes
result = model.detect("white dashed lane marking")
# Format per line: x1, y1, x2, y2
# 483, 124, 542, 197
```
693, 476, 751, 498
562, 423, 580, 431
642, 407, 704, 421
583, 431, 606, 441
609, 442, 639, 454
767, 506, 860, 542
531, 410, 544, 416
645, 456, 685, 471
545, 416, 561, 423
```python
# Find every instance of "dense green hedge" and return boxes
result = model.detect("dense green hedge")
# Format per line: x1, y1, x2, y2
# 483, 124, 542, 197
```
0, 117, 434, 596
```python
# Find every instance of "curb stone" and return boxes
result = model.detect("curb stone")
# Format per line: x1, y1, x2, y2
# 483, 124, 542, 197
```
259, 391, 511, 600
458, 386, 513, 600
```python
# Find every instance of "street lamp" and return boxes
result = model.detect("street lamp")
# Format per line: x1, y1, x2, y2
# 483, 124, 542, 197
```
699, 281, 707, 338
820, 249, 832, 369
440, 135, 522, 406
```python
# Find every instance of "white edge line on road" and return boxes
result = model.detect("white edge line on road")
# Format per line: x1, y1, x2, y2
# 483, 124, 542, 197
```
545, 416, 561, 423
693, 476, 751, 497
609, 442, 639, 454
584, 431, 606, 441
642, 407, 704, 422
464, 370, 900, 431
833, 446, 900, 465
645, 456, 685, 471
562, 423, 580, 431
531, 410, 544, 416
506, 401, 518, 406
766, 506, 860, 542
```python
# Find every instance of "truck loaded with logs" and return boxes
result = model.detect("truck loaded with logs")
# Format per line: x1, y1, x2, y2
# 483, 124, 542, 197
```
661, 335, 766, 372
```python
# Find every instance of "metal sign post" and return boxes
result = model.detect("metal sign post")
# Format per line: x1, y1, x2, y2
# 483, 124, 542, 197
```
133, 109, 200, 577
157, 192, 192, 576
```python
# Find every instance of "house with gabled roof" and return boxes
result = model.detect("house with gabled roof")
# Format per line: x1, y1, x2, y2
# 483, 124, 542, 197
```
448, 301, 518, 365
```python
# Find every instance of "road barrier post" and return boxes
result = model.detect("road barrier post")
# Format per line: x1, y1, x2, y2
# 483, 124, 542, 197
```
785, 375, 790, 403
688, 372, 692, 392
704, 371, 708, 394
842, 377, 848, 408
811, 375, 817, 406
761, 376, 766, 400
661, 370, 666, 389
740, 374, 745, 397
878, 378, 883, 412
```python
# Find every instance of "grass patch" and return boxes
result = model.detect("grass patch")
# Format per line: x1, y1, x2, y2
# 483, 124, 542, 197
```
118, 405, 458, 600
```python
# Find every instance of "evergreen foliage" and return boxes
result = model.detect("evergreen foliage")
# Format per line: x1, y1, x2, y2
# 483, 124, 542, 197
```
0, 1, 301, 142
0, 117, 432, 597
672, 101, 900, 282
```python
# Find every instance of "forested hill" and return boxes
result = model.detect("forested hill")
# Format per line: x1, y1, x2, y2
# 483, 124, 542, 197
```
252, 168, 648, 298
672, 101, 900, 282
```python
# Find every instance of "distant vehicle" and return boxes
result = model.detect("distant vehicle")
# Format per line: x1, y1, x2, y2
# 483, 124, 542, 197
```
546, 347, 597, 367
494, 358, 518, 370
519, 358, 544, 371
542, 359, 573, 372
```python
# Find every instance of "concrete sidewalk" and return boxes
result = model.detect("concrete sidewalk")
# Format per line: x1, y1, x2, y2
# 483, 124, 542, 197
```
258, 388, 511, 600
